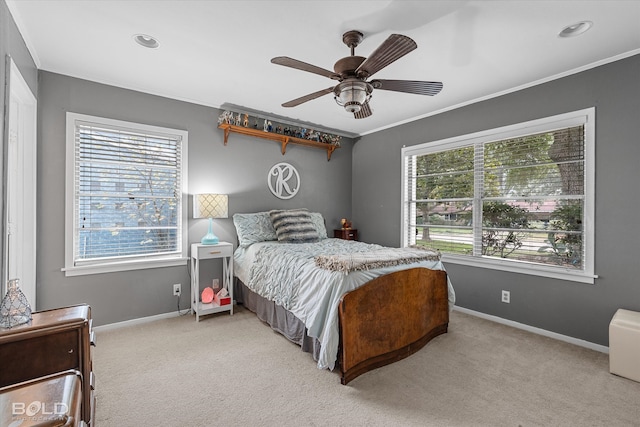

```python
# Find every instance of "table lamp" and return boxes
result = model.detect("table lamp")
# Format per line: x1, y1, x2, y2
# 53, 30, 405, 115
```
193, 193, 228, 245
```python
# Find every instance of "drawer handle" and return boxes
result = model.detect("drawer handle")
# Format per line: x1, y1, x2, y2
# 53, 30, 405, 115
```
209, 251, 221, 255
68, 349, 74, 354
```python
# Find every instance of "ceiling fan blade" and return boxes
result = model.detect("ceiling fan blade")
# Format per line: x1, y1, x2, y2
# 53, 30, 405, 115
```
355, 34, 417, 78
282, 87, 335, 108
354, 102, 372, 119
271, 57, 340, 80
371, 79, 443, 96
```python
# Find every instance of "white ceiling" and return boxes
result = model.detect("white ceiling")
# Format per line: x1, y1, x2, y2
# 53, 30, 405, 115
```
7, 0, 640, 137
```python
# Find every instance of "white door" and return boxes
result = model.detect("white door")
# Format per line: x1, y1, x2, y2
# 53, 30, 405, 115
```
3, 58, 37, 307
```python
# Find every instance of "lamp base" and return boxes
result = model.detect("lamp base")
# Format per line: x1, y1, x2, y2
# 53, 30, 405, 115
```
201, 234, 219, 245
200, 217, 220, 245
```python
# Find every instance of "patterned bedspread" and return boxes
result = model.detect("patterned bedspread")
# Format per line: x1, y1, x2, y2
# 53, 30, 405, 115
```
248, 239, 382, 309
234, 238, 455, 371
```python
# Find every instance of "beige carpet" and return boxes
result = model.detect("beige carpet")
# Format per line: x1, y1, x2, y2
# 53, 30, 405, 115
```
93, 307, 640, 426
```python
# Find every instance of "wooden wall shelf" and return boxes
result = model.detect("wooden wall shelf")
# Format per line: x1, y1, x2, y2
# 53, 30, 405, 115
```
218, 123, 339, 161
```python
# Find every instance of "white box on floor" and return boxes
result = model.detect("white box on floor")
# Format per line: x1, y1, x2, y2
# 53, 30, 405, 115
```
609, 308, 640, 383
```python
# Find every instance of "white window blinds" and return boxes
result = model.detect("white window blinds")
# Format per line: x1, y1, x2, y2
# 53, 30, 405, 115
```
402, 108, 595, 283
481, 126, 585, 265
70, 117, 185, 267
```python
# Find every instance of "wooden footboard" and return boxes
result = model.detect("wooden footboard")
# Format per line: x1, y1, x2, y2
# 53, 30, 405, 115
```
338, 267, 449, 385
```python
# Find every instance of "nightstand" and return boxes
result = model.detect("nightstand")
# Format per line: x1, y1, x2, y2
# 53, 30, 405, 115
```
190, 242, 234, 321
334, 228, 358, 241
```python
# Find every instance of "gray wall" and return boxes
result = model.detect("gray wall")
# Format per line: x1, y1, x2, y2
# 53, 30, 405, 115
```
37, 71, 354, 326
352, 54, 640, 347
0, 0, 37, 283
7, 0, 639, 345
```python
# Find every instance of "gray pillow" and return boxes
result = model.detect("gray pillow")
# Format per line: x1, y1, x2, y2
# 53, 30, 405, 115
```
309, 212, 328, 239
269, 209, 320, 243
233, 212, 277, 247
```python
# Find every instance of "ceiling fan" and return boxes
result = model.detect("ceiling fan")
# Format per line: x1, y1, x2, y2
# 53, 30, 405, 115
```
271, 30, 443, 119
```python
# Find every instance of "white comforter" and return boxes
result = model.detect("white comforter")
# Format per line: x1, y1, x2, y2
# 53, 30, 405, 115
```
234, 238, 455, 371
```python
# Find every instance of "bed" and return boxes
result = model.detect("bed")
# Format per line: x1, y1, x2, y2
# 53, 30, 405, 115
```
232, 209, 455, 384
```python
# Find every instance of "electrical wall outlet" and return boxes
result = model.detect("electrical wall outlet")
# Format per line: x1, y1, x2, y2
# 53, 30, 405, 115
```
173, 283, 181, 297
501, 290, 510, 303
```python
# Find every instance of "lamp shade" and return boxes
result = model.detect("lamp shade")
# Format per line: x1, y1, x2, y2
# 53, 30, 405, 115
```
193, 194, 228, 245
193, 194, 228, 219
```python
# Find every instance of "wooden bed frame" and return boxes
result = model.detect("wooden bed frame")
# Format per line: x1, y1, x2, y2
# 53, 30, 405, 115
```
338, 267, 449, 384
234, 266, 449, 385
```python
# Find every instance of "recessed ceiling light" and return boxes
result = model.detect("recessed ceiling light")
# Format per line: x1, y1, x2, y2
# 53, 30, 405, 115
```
558, 21, 593, 38
133, 34, 160, 48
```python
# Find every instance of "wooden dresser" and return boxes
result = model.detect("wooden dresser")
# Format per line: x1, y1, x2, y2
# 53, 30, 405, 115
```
0, 304, 95, 426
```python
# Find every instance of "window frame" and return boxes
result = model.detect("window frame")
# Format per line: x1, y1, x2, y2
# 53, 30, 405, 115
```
401, 108, 596, 284
64, 112, 189, 276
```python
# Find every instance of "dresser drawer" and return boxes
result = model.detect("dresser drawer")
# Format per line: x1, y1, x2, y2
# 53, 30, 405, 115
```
0, 329, 80, 387
197, 243, 233, 259
334, 229, 358, 241
0, 370, 82, 427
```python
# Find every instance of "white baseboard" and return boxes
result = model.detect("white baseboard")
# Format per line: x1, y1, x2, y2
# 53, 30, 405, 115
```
94, 305, 610, 354
453, 306, 609, 354
93, 310, 184, 332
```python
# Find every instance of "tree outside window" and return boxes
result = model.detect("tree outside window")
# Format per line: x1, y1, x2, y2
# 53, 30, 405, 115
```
403, 109, 593, 282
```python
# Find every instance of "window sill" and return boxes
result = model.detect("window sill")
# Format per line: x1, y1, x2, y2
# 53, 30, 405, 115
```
62, 256, 188, 277
441, 254, 597, 284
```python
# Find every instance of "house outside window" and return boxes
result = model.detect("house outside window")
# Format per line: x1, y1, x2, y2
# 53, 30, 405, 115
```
402, 108, 595, 283
64, 113, 188, 276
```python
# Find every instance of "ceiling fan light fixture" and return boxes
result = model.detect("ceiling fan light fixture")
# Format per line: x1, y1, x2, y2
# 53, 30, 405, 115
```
344, 102, 361, 113
334, 80, 372, 114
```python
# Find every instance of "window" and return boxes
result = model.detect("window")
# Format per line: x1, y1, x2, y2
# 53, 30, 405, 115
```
402, 108, 595, 283
64, 113, 188, 276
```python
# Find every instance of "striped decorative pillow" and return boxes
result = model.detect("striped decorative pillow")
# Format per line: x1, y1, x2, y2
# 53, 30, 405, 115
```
269, 209, 320, 243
